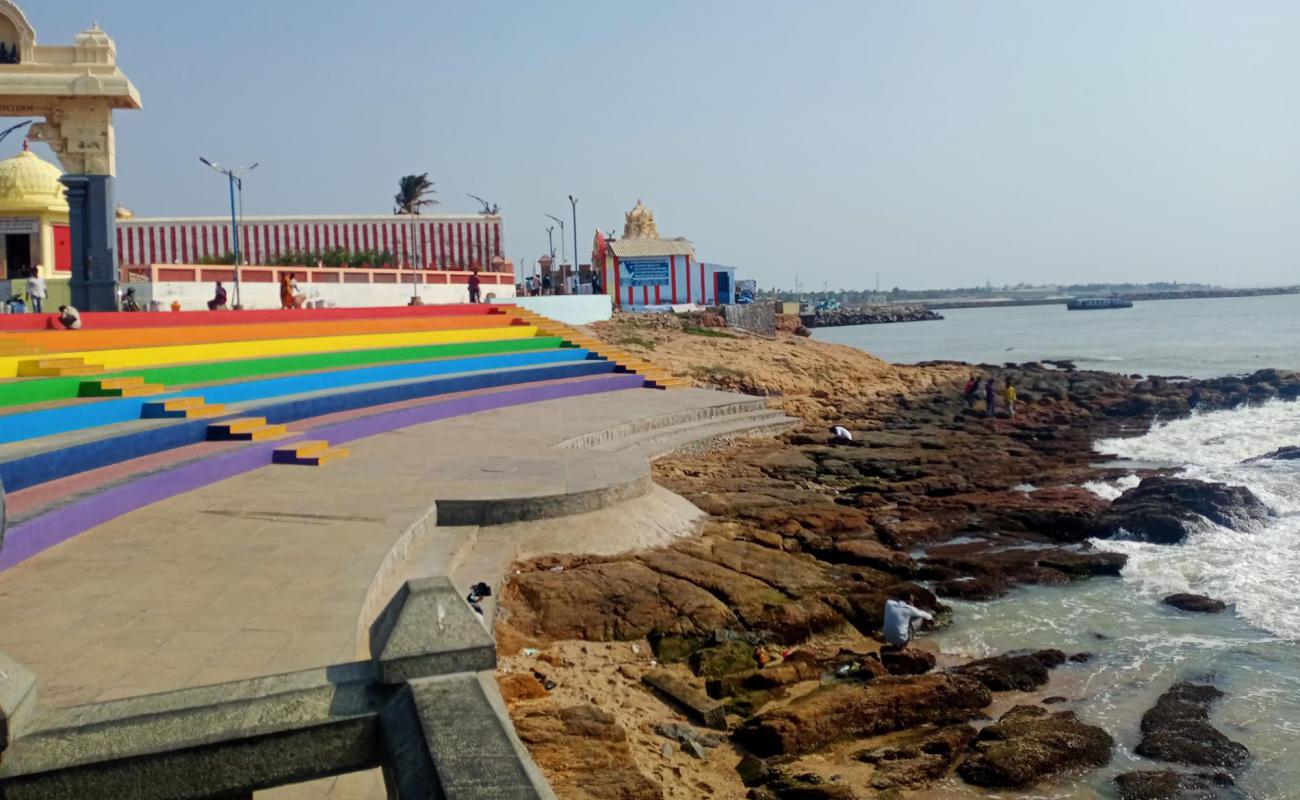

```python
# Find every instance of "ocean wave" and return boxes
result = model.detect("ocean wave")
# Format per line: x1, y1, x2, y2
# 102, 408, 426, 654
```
1082, 474, 1140, 501
1092, 400, 1300, 639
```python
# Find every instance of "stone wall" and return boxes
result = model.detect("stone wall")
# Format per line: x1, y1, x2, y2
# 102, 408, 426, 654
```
724, 303, 776, 337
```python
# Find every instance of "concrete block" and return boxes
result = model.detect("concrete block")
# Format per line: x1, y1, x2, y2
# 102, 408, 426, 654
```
0, 649, 36, 760
369, 578, 495, 685
0, 662, 382, 798
642, 670, 727, 730
380, 673, 546, 800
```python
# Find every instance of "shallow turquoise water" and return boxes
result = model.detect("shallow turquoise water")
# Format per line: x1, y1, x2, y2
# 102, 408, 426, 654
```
926, 579, 1298, 798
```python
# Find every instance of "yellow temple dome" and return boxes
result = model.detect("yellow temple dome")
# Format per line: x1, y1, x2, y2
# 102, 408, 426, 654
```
623, 199, 659, 239
0, 145, 68, 214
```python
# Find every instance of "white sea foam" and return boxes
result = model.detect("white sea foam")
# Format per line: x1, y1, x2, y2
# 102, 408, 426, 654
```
1082, 474, 1140, 500
1091, 400, 1300, 639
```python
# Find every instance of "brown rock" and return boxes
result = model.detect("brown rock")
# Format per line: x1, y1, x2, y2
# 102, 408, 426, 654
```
498, 673, 549, 705
514, 704, 664, 800
502, 560, 737, 642
952, 649, 1067, 692
958, 704, 1114, 789
1114, 769, 1237, 800
854, 724, 978, 789
879, 647, 936, 675
1135, 682, 1250, 769
735, 673, 992, 756
1163, 593, 1228, 614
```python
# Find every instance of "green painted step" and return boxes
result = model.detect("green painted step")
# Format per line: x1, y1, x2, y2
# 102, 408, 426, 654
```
0, 336, 567, 409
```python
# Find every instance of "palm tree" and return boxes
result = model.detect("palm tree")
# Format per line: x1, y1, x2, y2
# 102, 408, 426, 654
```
394, 173, 438, 215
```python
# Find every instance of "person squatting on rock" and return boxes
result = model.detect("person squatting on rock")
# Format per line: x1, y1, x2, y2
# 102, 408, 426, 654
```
962, 373, 979, 407
831, 425, 853, 442
882, 598, 933, 649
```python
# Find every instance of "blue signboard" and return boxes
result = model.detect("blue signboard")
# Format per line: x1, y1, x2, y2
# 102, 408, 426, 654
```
619, 258, 671, 287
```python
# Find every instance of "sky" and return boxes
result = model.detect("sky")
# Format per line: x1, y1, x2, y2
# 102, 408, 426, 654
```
22, 1, 1300, 290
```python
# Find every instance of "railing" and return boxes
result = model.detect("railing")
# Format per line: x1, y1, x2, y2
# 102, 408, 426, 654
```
0, 577, 551, 800
121, 263, 516, 287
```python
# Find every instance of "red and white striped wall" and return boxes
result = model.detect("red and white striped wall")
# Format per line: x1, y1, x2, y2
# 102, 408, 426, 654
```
601, 254, 736, 307
116, 214, 505, 269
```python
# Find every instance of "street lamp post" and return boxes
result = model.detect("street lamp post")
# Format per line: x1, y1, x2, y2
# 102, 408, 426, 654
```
568, 195, 578, 284
544, 214, 566, 268
546, 226, 555, 259
199, 157, 258, 309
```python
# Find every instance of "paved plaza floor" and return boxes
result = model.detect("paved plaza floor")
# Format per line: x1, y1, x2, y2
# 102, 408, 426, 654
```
0, 387, 761, 798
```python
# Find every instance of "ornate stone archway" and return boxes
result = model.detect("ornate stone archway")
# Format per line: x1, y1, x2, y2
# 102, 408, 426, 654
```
0, 1, 140, 310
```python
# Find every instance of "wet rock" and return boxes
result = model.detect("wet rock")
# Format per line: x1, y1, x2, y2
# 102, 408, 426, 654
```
952, 649, 1067, 692
934, 576, 1010, 600
1135, 682, 1250, 769
879, 646, 936, 675
1245, 445, 1300, 462
1114, 769, 1239, 800
1163, 593, 1227, 614
958, 704, 1114, 789
1090, 477, 1274, 544
735, 673, 991, 757
514, 704, 664, 800
853, 724, 977, 789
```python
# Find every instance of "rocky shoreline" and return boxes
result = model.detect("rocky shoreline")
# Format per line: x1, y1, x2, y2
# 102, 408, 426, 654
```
494, 318, 1295, 799
800, 305, 943, 328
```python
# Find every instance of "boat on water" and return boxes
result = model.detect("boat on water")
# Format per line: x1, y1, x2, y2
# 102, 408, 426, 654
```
1067, 296, 1133, 310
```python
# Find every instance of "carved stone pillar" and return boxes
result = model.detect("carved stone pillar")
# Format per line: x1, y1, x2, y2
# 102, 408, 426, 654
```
61, 175, 118, 311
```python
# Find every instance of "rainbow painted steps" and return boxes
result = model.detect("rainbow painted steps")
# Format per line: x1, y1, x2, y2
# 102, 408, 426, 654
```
511, 308, 689, 389
0, 313, 522, 355
0, 325, 542, 378
1, 337, 568, 408
272, 440, 349, 466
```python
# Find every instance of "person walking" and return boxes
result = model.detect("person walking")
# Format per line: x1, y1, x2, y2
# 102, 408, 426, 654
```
1005, 381, 1018, 418
25, 267, 45, 314
985, 378, 996, 417
541, 273, 553, 296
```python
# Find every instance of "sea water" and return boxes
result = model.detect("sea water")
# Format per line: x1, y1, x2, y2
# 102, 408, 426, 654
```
926, 401, 1300, 798
813, 294, 1300, 378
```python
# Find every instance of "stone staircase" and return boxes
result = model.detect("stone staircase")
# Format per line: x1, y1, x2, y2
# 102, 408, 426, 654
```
16, 356, 104, 377
273, 439, 350, 466
81, 376, 166, 398
207, 416, 289, 442
510, 308, 689, 389
140, 396, 227, 419
556, 396, 798, 459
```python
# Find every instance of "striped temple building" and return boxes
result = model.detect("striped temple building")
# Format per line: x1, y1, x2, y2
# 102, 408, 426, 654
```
115, 213, 506, 270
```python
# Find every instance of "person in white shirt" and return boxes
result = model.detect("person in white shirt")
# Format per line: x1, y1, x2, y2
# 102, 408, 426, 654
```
57, 304, 81, 330
831, 425, 853, 442
25, 267, 46, 314
882, 598, 933, 649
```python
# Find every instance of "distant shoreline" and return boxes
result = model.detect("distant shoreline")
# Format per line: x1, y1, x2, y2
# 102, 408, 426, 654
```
915, 286, 1300, 310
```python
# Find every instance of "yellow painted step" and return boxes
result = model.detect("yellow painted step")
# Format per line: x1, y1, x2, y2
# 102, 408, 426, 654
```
17, 357, 105, 377
160, 396, 208, 411
209, 417, 268, 436
118, 383, 166, 397
273, 440, 349, 466
93, 376, 146, 391
185, 403, 227, 419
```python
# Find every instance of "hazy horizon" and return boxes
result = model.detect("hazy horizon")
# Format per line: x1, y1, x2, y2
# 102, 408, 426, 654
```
22, 1, 1300, 289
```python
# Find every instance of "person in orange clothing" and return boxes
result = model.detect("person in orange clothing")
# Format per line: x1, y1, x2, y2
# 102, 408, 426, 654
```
279, 273, 295, 309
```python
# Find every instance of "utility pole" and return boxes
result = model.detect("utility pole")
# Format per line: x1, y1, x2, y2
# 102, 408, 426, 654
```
545, 214, 566, 268
546, 226, 555, 259
568, 195, 578, 282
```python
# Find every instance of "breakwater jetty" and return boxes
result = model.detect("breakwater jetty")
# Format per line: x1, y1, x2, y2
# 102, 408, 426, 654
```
801, 304, 943, 328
